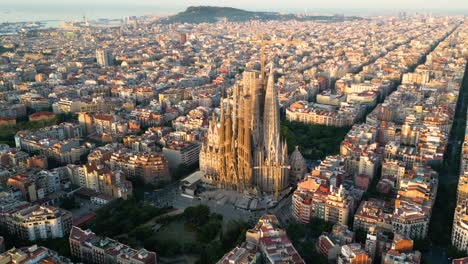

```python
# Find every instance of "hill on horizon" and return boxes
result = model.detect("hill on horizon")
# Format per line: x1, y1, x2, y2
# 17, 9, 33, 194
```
161, 6, 363, 24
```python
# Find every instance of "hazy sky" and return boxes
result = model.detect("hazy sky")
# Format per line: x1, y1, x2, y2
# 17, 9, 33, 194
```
7, 0, 468, 10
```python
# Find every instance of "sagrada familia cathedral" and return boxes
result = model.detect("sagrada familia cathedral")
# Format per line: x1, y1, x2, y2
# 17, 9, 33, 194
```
200, 66, 306, 198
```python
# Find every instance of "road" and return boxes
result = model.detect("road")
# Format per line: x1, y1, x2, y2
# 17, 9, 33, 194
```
443, 61, 468, 184
424, 35, 468, 263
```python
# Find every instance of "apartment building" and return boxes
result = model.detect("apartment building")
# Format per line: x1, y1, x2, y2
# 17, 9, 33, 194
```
5, 205, 72, 241
69, 226, 156, 264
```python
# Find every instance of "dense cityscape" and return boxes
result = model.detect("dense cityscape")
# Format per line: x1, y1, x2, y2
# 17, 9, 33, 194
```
0, 3, 467, 264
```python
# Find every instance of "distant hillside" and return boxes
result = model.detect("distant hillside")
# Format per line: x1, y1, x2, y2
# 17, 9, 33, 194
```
161, 6, 363, 24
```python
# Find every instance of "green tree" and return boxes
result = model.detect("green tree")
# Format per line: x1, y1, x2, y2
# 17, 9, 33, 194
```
308, 217, 333, 237
59, 196, 79, 210
84, 198, 166, 237
286, 222, 306, 244
183, 205, 210, 227
221, 220, 249, 251
197, 219, 222, 243
280, 120, 351, 160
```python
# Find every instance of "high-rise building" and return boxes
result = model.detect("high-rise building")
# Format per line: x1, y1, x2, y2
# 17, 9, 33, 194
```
96, 49, 113, 67
179, 32, 187, 45
200, 67, 289, 198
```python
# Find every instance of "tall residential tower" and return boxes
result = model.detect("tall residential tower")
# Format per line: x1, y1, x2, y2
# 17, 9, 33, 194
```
96, 49, 113, 67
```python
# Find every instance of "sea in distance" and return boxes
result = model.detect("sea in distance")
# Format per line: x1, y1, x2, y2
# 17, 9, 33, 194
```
0, 4, 180, 26
1, 3, 467, 27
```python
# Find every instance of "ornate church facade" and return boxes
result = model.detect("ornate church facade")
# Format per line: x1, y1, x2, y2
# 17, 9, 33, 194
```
200, 67, 294, 197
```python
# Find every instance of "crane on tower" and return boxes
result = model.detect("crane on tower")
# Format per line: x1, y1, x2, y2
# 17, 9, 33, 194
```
249, 33, 307, 85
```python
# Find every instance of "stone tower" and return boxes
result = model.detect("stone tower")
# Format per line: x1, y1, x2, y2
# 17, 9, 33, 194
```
289, 146, 307, 182
199, 67, 290, 197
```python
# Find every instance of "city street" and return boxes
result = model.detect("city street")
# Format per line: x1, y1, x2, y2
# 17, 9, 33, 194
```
0, 2, 466, 264
424, 55, 468, 264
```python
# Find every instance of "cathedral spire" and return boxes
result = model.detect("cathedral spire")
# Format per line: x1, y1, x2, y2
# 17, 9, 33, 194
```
220, 97, 225, 123
263, 65, 281, 161
199, 66, 289, 198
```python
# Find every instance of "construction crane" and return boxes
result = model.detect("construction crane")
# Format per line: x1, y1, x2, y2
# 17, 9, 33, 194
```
254, 163, 291, 200
248, 33, 307, 84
